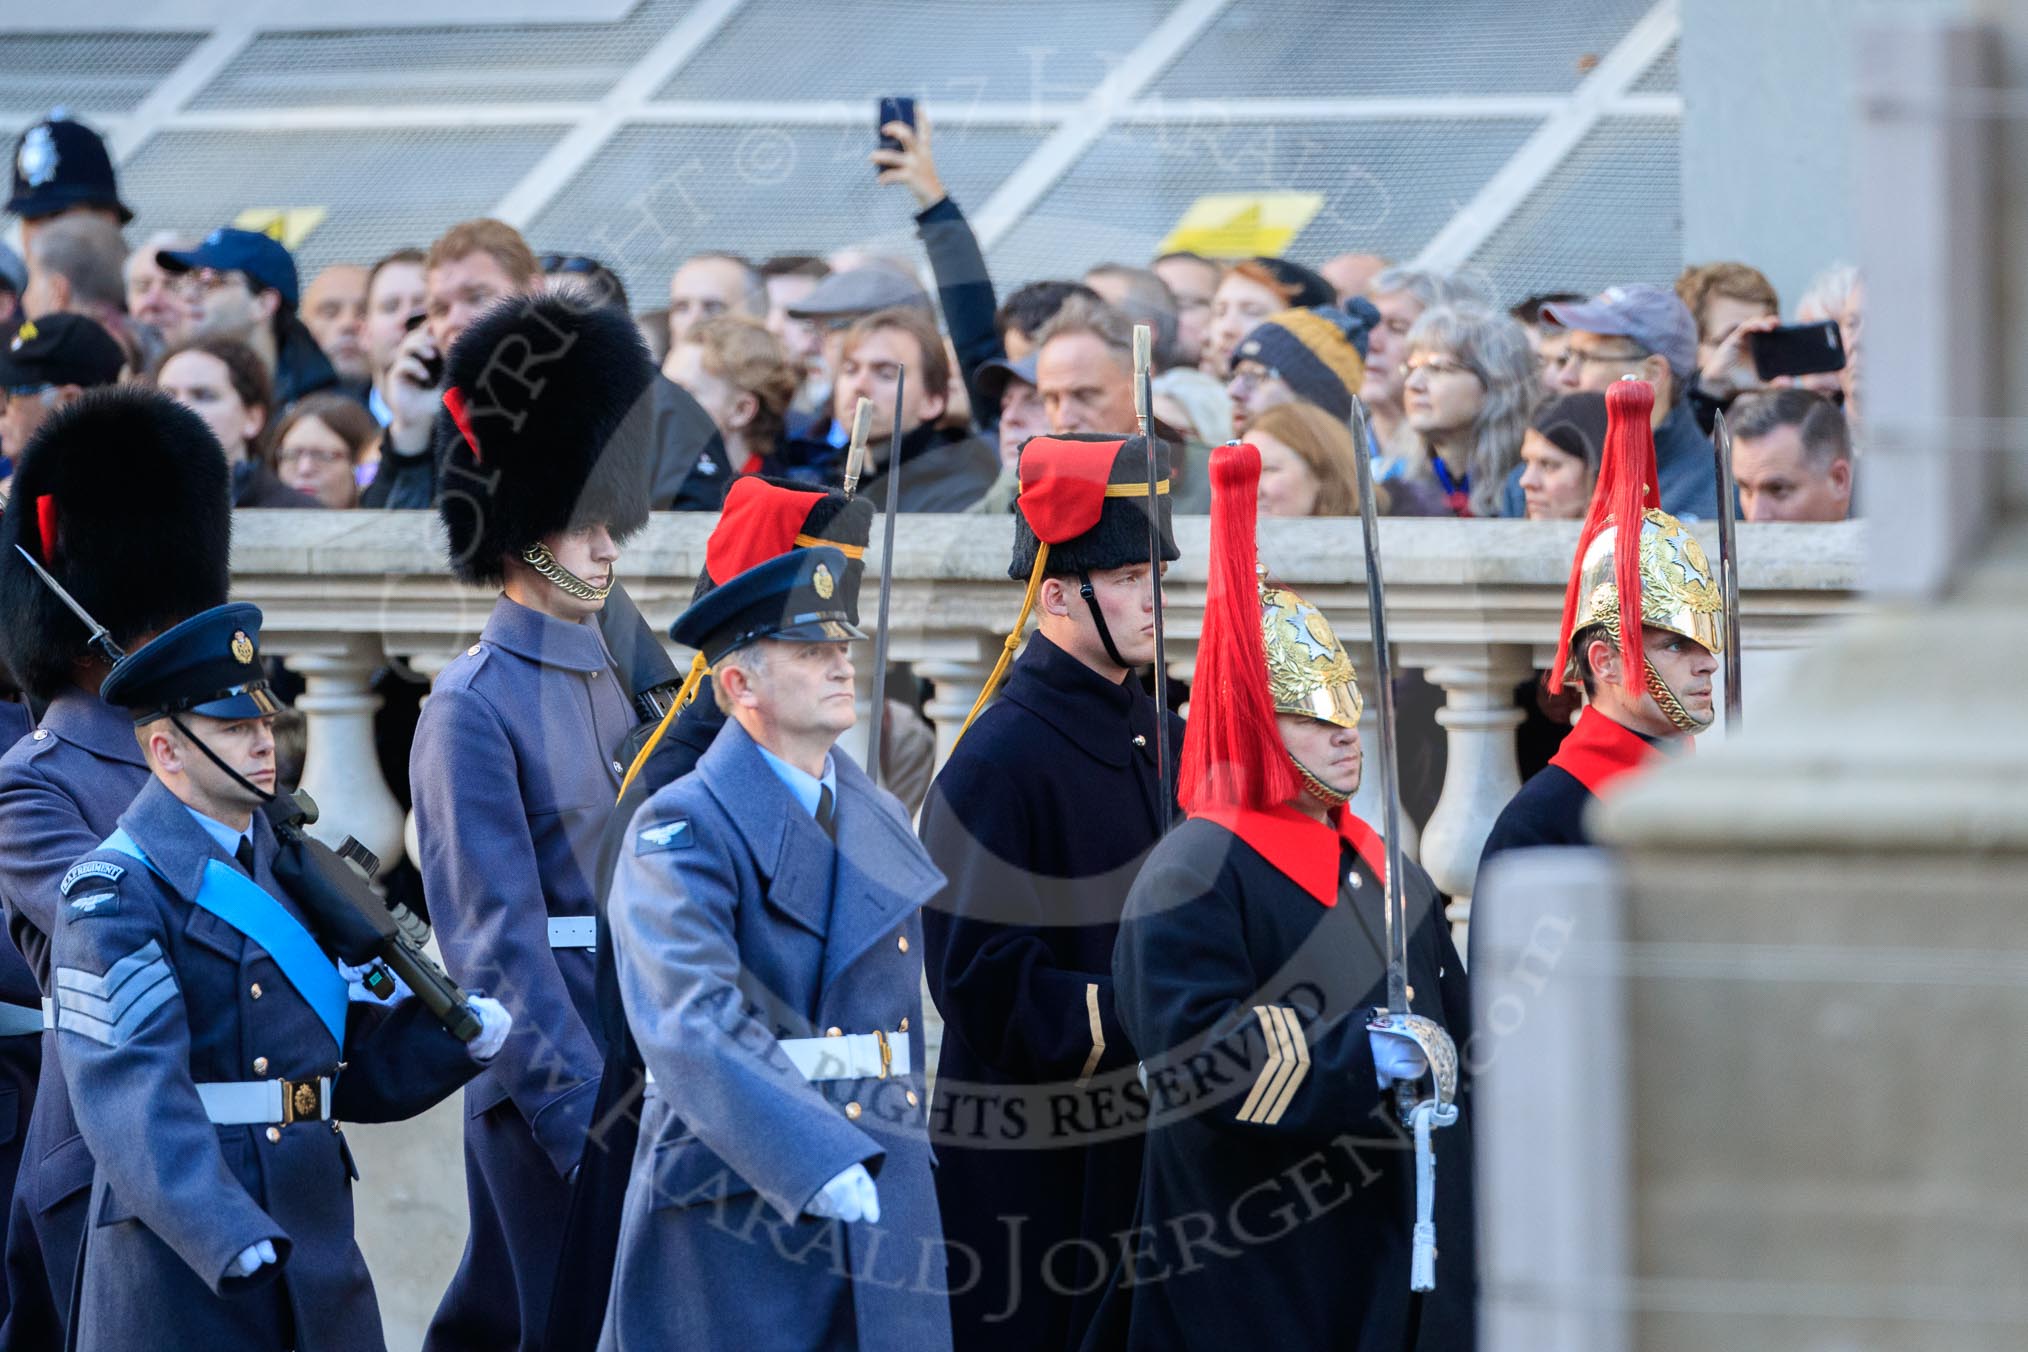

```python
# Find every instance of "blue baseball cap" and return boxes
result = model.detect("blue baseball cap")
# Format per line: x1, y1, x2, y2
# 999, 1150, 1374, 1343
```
101, 602, 281, 723
157, 228, 301, 308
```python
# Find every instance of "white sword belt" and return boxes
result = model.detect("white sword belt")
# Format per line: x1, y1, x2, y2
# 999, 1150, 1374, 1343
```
196, 1076, 334, 1125
644, 1029, 909, 1085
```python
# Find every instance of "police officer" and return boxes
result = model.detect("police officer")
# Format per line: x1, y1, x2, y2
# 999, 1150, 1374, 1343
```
408, 292, 657, 1350
602, 547, 951, 1351
0, 388, 231, 1347
5, 109, 131, 252
1099, 442, 1473, 1351
51, 602, 507, 1351
0, 313, 126, 467
545, 475, 874, 1350
918, 432, 1181, 1350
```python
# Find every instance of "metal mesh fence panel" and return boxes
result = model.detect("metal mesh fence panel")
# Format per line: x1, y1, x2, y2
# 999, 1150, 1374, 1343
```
0, 31, 204, 115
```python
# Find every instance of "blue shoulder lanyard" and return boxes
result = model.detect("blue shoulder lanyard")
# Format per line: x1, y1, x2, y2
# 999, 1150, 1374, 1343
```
101, 829, 349, 1051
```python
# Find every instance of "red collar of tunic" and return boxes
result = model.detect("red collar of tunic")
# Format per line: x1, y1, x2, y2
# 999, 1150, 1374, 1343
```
1548, 706, 1668, 796
1191, 801, 1390, 907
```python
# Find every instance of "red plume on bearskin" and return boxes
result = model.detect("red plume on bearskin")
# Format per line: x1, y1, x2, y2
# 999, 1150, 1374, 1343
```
1549, 378, 1661, 695
1178, 442, 1300, 815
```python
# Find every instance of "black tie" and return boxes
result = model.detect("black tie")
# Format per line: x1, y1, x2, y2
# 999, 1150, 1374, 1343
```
234, 836, 256, 877
814, 784, 835, 839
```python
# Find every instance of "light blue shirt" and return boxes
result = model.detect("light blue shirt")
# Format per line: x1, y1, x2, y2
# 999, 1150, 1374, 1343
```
183, 803, 254, 863
753, 743, 837, 822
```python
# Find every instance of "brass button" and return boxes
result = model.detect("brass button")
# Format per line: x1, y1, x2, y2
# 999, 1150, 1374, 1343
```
826, 1026, 843, 1038
844, 1102, 862, 1120
466, 644, 481, 657
898, 1017, 909, 1033
331, 1121, 342, 1134
906, 1090, 919, 1107
31, 730, 47, 742
265, 1127, 281, 1143
590, 669, 600, 679
1406, 984, 1416, 1002
1133, 735, 1146, 747
1347, 872, 1363, 890
897, 935, 909, 954
253, 1056, 269, 1075
250, 983, 263, 1000
610, 760, 624, 775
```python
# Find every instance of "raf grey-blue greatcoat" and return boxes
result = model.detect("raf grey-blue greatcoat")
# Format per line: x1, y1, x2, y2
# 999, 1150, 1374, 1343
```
602, 719, 954, 1352
0, 688, 152, 1348
51, 777, 480, 1351
410, 594, 634, 1350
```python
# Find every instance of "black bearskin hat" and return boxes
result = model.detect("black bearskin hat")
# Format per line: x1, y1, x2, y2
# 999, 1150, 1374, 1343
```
0, 388, 231, 700
1008, 432, 1180, 581
435, 293, 657, 585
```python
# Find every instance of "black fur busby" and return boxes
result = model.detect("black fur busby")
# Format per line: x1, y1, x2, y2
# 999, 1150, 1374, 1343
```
0, 387, 231, 700
1008, 432, 1180, 581
435, 293, 657, 585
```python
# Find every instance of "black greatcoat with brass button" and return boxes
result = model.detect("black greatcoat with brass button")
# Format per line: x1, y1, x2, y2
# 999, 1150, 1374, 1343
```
1095, 812, 1475, 1352
918, 632, 1182, 1351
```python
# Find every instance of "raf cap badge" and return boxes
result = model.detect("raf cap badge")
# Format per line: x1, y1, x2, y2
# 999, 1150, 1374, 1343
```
230, 630, 255, 665
812, 563, 835, 600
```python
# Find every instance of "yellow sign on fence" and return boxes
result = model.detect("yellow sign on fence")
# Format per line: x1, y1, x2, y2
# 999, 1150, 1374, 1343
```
233, 207, 328, 251
1157, 192, 1325, 259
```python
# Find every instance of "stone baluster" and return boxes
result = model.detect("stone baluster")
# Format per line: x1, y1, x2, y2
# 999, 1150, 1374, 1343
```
399, 650, 460, 871
915, 652, 995, 774
1403, 642, 1532, 949
285, 634, 405, 870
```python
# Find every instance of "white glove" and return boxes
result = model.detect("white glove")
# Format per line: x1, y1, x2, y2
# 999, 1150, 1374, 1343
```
228, 1239, 278, 1279
804, 1164, 880, 1224
1370, 1028, 1430, 1091
465, 996, 512, 1063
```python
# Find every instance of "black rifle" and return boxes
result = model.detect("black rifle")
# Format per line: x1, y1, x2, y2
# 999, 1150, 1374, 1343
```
263, 790, 482, 1043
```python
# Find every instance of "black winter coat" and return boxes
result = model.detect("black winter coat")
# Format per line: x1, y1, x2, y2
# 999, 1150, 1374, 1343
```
919, 633, 1181, 1352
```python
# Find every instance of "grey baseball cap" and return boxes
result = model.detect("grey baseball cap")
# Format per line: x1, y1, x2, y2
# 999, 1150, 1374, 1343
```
976, 351, 1038, 407
1542, 283, 1698, 381
786, 265, 930, 321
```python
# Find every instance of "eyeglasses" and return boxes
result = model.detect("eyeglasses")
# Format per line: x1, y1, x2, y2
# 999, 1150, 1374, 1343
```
539, 253, 602, 275
1228, 363, 1282, 394
276, 445, 352, 469
1551, 345, 1648, 372
171, 268, 249, 297
1403, 355, 1480, 381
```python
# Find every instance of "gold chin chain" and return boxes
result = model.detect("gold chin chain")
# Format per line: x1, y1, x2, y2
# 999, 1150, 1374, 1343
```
1643, 657, 1710, 733
1293, 757, 1352, 807
521, 543, 612, 602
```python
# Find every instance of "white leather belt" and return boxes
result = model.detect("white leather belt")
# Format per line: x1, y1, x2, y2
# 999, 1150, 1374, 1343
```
0, 1003, 41, 1038
41, 998, 54, 1031
644, 1030, 908, 1086
197, 1077, 333, 1125
548, 916, 597, 949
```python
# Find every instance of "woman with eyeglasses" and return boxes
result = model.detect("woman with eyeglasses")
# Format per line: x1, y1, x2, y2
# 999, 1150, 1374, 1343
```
1398, 305, 1539, 517
273, 392, 380, 509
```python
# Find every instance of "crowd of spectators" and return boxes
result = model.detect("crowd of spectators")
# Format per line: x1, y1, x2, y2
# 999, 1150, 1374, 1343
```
0, 107, 1861, 530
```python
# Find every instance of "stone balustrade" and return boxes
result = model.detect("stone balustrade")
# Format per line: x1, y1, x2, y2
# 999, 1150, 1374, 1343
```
235, 509, 1866, 935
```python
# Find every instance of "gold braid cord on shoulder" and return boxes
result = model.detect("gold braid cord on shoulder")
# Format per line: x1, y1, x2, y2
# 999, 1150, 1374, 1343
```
615, 652, 709, 803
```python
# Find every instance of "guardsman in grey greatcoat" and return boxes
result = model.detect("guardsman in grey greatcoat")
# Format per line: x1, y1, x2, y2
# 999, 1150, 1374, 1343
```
408, 291, 658, 1350
601, 547, 953, 1352
51, 602, 505, 1351
0, 389, 232, 1348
